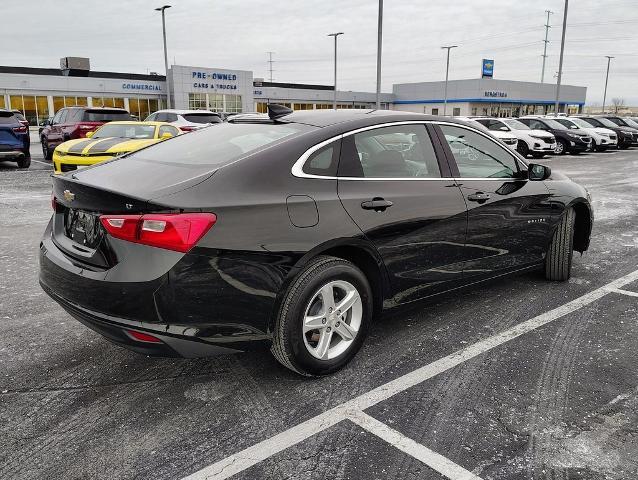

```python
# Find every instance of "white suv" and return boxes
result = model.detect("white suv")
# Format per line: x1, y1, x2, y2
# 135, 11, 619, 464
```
145, 109, 222, 132
455, 116, 518, 150
556, 117, 617, 151
475, 117, 556, 158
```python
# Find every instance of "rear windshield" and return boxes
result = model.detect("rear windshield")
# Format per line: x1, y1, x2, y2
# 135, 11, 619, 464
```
0, 111, 17, 124
128, 122, 315, 167
182, 113, 222, 124
82, 110, 132, 122
94, 123, 156, 139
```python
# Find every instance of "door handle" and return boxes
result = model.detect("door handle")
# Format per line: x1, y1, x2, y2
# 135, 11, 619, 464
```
467, 192, 491, 203
361, 197, 394, 212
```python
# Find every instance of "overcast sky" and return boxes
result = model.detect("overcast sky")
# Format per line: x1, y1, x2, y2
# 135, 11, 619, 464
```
6, 0, 638, 104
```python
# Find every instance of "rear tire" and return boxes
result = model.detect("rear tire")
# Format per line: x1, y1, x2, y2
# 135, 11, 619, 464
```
544, 208, 575, 281
271, 255, 372, 376
16, 155, 31, 169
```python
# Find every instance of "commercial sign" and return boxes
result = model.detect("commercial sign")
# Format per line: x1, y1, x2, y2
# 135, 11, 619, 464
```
122, 83, 162, 91
482, 59, 494, 78
192, 71, 238, 90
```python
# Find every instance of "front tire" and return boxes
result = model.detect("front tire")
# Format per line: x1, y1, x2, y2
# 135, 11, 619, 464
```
544, 208, 575, 281
554, 139, 567, 155
41, 138, 52, 160
517, 141, 530, 158
271, 255, 372, 376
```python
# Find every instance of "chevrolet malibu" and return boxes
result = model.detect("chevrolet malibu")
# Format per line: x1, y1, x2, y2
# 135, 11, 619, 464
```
39, 107, 593, 376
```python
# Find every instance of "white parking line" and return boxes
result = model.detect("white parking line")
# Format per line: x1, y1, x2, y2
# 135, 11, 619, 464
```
182, 268, 638, 480
606, 287, 638, 298
347, 410, 483, 480
30, 159, 52, 167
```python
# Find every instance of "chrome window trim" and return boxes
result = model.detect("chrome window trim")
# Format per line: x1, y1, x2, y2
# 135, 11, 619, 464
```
290, 120, 528, 182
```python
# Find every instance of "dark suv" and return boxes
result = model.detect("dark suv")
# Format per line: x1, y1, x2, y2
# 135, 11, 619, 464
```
0, 110, 30, 168
40, 107, 132, 160
602, 116, 638, 145
575, 116, 634, 149
518, 117, 592, 155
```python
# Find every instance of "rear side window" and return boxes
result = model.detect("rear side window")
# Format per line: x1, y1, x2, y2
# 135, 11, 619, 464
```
439, 124, 519, 179
302, 143, 339, 176
0, 111, 17, 124
339, 124, 441, 178
183, 113, 222, 124
129, 122, 315, 167
82, 109, 132, 122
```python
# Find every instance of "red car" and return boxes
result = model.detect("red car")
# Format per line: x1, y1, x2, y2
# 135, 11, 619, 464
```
40, 107, 132, 160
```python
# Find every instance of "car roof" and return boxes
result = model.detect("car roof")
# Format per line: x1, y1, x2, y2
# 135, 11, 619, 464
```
154, 109, 220, 115
98, 121, 174, 127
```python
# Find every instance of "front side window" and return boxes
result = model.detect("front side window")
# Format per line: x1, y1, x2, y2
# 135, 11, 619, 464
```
439, 124, 520, 179
341, 124, 441, 178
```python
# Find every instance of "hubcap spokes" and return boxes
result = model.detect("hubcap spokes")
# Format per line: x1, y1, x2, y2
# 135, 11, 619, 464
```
303, 280, 362, 360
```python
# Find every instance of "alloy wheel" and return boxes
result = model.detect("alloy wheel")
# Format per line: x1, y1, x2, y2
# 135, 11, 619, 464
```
302, 280, 362, 360
555, 141, 564, 154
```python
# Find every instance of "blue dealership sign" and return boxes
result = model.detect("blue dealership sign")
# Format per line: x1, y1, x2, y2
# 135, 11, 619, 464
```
482, 59, 494, 78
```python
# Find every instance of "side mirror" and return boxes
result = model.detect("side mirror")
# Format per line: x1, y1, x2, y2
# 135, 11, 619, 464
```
528, 163, 551, 181
41, 119, 51, 126
161, 132, 173, 140
85, 131, 95, 138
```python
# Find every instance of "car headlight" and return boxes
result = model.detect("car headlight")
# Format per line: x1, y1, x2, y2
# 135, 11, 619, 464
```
599, 132, 609, 137
529, 135, 548, 140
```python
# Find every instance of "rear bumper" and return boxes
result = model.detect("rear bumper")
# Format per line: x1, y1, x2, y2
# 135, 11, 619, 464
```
0, 150, 26, 160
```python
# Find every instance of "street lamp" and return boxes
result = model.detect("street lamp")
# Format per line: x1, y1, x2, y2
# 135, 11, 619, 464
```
554, 0, 568, 115
327, 32, 344, 110
375, 0, 383, 109
602, 56, 614, 114
155, 5, 172, 109
441, 45, 457, 116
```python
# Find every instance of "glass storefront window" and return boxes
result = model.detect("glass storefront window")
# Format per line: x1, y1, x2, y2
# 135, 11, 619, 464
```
149, 99, 159, 116
0, 96, 5, 109
188, 93, 207, 110
256, 102, 268, 113
208, 94, 224, 112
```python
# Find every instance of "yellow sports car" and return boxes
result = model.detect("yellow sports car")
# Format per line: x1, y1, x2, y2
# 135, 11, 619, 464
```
52, 121, 181, 174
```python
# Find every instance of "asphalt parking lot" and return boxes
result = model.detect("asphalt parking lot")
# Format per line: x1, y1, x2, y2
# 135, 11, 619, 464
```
1, 140, 638, 479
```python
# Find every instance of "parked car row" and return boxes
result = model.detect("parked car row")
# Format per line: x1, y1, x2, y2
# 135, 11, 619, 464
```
457, 114, 638, 159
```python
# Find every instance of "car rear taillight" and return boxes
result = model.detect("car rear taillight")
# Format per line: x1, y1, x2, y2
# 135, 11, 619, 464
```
125, 329, 162, 343
13, 125, 27, 134
51, 193, 57, 211
178, 125, 197, 132
99, 213, 216, 253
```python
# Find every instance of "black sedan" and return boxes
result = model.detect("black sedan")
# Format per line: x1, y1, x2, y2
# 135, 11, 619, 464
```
518, 116, 592, 154
39, 106, 593, 376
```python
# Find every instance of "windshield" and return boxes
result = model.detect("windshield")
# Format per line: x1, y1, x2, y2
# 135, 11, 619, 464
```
623, 118, 638, 128
94, 124, 156, 139
596, 117, 620, 128
556, 119, 579, 129
82, 110, 133, 122
129, 122, 315, 167
543, 119, 568, 130
504, 119, 530, 130
183, 113, 222, 124
568, 118, 594, 129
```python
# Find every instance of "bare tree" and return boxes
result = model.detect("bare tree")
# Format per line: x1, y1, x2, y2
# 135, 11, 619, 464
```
612, 97, 626, 113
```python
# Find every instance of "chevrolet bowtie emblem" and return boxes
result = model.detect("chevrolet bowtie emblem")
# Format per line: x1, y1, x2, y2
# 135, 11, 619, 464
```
63, 190, 75, 202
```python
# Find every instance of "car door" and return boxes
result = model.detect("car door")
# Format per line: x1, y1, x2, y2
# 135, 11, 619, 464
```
336, 122, 469, 304
48, 109, 67, 147
435, 122, 554, 278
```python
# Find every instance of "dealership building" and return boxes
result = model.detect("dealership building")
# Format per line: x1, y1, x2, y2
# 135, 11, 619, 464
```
0, 57, 586, 125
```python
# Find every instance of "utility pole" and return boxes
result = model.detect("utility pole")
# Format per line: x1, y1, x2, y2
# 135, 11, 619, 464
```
375, 0, 383, 109
554, 0, 568, 115
602, 55, 614, 114
327, 33, 344, 110
155, 5, 172, 109
441, 45, 458, 116
267, 52, 275, 82
541, 10, 553, 83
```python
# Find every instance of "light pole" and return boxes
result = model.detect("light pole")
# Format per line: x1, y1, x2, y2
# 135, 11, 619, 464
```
441, 45, 457, 116
375, 0, 383, 109
328, 32, 344, 110
602, 56, 614, 114
554, 0, 568, 115
541, 10, 553, 83
155, 5, 172, 109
